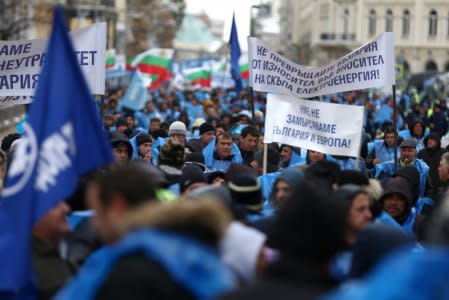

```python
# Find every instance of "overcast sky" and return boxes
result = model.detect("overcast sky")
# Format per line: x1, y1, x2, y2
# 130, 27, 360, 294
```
185, 0, 257, 51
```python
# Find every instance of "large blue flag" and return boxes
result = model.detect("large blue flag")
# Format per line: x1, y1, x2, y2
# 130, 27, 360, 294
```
229, 13, 242, 93
0, 6, 113, 297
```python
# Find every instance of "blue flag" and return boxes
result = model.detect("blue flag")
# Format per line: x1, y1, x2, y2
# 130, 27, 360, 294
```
229, 13, 242, 94
0, 6, 113, 296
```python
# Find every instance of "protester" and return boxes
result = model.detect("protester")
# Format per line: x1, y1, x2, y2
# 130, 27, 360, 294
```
109, 132, 133, 163
365, 126, 400, 168
158, 138, 186, 186
168, 121, 187, 146
221, 182, 348, 299
186, 122, 216, 152
238, 126, 260, 166
418, 132, 446, 196
57, 164, 235, 300
269, 168, 304, 213
135, 132, 152, 162
203, 133, 243, 171
279, 144, 304, 168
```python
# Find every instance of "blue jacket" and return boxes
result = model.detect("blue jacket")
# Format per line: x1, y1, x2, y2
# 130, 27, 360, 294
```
371, 140, 400, 164
375, 159, 429, 197
55, 229, 235, 300
202, 137, 242, 171
375, 209, 417, 236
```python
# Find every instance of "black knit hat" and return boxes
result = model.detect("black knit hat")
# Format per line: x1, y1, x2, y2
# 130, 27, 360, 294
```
136, 133, 152, 146
116, 118, 127, 127
337, 170, 369, 186
199, 123, 216, 135
179, 164, 206, 193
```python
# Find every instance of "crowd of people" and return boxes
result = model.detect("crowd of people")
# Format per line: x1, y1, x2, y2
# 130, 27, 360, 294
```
2, 78, 449, 299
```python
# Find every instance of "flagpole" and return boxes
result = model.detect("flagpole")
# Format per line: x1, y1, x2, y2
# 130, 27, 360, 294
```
393, 84, 398, 172
263, 142, 268, 175
221, 45, 229, 88
354, 109, 365, 170
249, 86, 255, 122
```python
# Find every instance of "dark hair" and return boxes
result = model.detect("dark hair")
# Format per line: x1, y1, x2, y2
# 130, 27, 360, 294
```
216, 132, 233, 143
240, 125, 260, 138
150, 117, 161, 123
94, 163, 158, 208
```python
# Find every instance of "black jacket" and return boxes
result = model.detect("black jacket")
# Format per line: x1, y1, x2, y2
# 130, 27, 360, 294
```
417, 133, 446, 197
220, 257, 338, 300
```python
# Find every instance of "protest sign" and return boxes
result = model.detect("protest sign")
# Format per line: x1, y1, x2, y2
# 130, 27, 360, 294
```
0, 96, 32, 108
264, 94, 364, 157
0, 23, 106, 97
248, 32, 395, 98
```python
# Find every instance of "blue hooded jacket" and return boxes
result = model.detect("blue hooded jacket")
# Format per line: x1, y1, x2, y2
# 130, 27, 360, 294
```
202, 137, 242, 171
55, 229, 235, 300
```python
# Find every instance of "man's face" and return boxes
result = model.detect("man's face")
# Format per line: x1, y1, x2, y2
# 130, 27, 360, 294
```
125, 116, 135, 128
413, 123, 424, 137
146, 102, 154, 112
150, 120, 160, 132
280, 146, 293, 163
170, 134, 186, 145
274, 180, 291, 204
385, 133, 395, 147
138, 142, 152, 160
308, 150, 324, 163
33, 202, 71, 245
347, 193, 372, 234
438, 159, 449, 182
239, 134, 258, 152
383, 193, 407, 219
200, 131, 216, 146
400, 147, 416, 162
104, 118, 115, 128
113, 144, 129, 163
117, 125, 127, 134
427, 138, 438, 149
216, 136, 232, 158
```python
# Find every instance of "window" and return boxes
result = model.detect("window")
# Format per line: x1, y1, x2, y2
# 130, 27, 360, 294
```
386, 9, 393, 32
343, 9, 350, 38
402, 10, 410, 37
368, 9, 376, 36
429, 10, 438, 37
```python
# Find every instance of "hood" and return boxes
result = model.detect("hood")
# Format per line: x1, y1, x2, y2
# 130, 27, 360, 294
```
119, 199, 231, 248
394, 166, 420, 204
379, 177, 413, 213
350, 223, 416, 279
410, 118, 425, 138
423, 132, 441, 149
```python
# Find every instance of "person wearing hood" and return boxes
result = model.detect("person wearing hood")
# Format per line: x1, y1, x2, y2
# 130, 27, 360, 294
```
221, 182, 348, 300
349, 223, 417, 280
330, 185, 373, 280
268, 168, 304, 213
135, 100, 161, 130
203, 133, 243, 172
399, 118, 427, 152
109, 132, 133, 164
279, 144, 305, 169
365, 126, 401, 169
418, 132, 446, 196
428, 102, 448, 138
57, 164, 235, 300
375, 177, 417, 235
375, 138, 430, 198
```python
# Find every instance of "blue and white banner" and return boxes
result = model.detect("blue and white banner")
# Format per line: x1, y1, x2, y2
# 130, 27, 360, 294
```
264, 94, 364, 157
248, 32, 395, 98
120, 71, 149, 111
0, 22, 106, 96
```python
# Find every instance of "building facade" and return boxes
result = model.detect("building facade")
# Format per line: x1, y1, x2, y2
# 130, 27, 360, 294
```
280, 0, 449, 74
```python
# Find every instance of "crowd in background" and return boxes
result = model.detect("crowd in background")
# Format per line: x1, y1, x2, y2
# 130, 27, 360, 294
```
2, 76, 449, 300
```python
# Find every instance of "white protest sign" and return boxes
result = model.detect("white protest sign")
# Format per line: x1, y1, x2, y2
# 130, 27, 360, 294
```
248, 32, 395, 98
0, 23, 106, 97
264, 94, 365, 157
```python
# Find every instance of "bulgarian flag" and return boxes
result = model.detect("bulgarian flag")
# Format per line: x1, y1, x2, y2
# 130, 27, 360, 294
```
239, 55, 249, 80
130, 48, 174, 90
184, 66, 212, 88
105, 49, 116, 69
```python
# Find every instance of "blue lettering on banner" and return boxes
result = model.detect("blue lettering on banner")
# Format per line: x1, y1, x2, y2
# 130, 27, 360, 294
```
251, 59, 262, 69
0, 74, 39, 90
254, 74, 265, 84
74, 51, 97, 66
316, 135, 351, 148
256, 46, 268, 56
0, 53, 46, 71
0, 43, 32, 56
286, 114, 336, 134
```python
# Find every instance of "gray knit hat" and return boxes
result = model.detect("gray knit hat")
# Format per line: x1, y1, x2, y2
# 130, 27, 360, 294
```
168, 121, 187, 136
